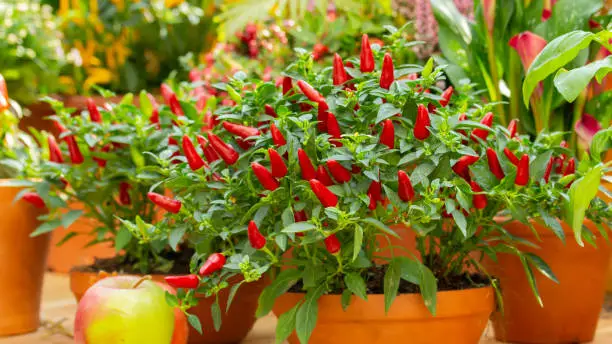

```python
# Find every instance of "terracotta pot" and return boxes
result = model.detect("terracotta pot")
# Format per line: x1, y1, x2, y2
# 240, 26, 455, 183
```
0, 184, 50, 336
46, 203, 115, 273
70, 270, 267, 344
273, 286, 494, 344
486, 219, 611, 343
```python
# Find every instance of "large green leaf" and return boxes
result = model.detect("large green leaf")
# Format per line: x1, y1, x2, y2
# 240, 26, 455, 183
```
566, 165, 603, 246
296, 283, 325, 344
275, 302, 300, 344
554, 56, 612, 102
523, 31, 595, 107
383, 259, 401, 313
344, 273, 367, 301
256, 269, 302, 317
430, 0, 472, 45
590, 127, 612, 162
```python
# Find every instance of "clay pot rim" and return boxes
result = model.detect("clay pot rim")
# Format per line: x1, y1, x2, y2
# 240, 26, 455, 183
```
277, 285, 494, 321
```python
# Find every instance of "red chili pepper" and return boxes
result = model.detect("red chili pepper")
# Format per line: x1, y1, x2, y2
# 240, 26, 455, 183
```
22, 192, 46, 209
471, 112, 494, 142
380, 53, 394, 89
439, 86, 454, 107
196, 135, 220, 163
414, 104, 431, 140
164, 275, 199, 289
147, 93, 160, 126
47, 136, 64, 163
298, 148, 316, 181
507, 119, 518, 138
147, 192, 182, 213
368, 193, 377, 210
360, 34, 375, 73
543, 156, 554, 183
486, 148, 505, 180
86, 98, 102, 123
300, 103, 314, 112
207, 133, 239, 165
297, 80, 324, 103
294, 210, 308, 222
316, 165, 334, 186
202, 111, 216, 131
54, 122, 84, 165
564, 158, 576, 176
282, 76, 293, 96
251, 162, 280, 191
398, 170, 415, 202
324, 234, 341, 254
503, 147, 520, 166
0, 74, 8, 112
160, 83, 184, 116
326, 160, 352, 183
470, 181, 487, 209
264, 104, 277, 118
333, 53, 350, 86
268, 148, 287, 178
452, 155, 479, 180
199, 253, 226, 276
182, 135, 207, 171
270, 123, 286, 146
554, 156, 565, 174
351, 165, 362, 174
368, 180, 382, 202
310, 179, 338, 207
119, 182, 131, 205
380, 119, 395, 149
326, 112, 342, 147
515, 154, 530, 186
248, 220, 267, 249
317, 101, 329, 132
222, 122, 260, 139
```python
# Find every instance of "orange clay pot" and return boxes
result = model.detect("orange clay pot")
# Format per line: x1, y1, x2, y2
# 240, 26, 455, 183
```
46, 202, 115, 273
486, 219, 611, 343
0, 184, 50, 336
70, 270, 267, 344
601, 150, 612, 292
273, 286, 494, 344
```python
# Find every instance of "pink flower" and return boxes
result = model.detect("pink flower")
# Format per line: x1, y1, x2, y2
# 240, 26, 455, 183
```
482, 0, 496, 34
575, 114, 602, 151
509, 31, 548, 71
541, 0, 558, 21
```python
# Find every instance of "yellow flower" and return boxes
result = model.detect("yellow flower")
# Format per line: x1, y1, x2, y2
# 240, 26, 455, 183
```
165, 0, 185, 8
59, 76, 77, 95
111, 0, 125, 11
144, 50, 160, 77
74, 40, 100, 68
84, 68, 113, 91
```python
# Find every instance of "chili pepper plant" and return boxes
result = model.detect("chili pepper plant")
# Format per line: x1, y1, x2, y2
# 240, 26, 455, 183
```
145, 33, 609, 341
7, 87, 205, 274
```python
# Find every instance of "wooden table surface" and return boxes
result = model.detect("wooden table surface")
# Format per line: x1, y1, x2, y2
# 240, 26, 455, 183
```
1, 273, 611, 343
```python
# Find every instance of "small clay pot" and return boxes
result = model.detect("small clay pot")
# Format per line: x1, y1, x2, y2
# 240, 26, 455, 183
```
273, 286, 494, 344
487, 219, 611, 343
0, 183, 50, 336
70, 270, 267, 344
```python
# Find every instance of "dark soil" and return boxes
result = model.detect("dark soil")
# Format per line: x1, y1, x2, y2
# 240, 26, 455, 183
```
289, 265, 490, 294
72, 246, 194, 275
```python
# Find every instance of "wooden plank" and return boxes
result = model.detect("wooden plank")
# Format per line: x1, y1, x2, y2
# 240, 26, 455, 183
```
1, 273, 611, 343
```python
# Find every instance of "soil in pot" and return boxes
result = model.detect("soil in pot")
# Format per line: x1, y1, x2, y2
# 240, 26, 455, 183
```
274, 266, 494, 344
69, 249, 267, 344
0, 185, 50, 336
486, 219, 611, 343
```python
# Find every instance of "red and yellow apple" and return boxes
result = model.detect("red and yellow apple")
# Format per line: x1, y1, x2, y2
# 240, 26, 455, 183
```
74, 275, 188, 344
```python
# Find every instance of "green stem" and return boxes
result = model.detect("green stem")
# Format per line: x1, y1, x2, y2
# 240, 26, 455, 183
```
508, 52, 521, 123
485, 32, 507, 126
570, 89, 588, 156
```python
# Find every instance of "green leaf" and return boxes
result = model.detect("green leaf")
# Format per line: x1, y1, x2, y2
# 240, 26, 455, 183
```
411, 162, 435, 185
226, 281, 243, 312
60, 210, 83, 229
451, 210, 467, 237
362, 218, 399, 238
164, 291, 179, 308
256, 269, 302, 317
30, 219, 62, 237
396, 256, 421, 284
418, 264, 438, 315
139, 90, 153, 117
211, 300, 222, 331
566, 165, 602, 246
421, 57, 435, 78
375, 103, 401, 124
352, 225, 363, 261
523, 31, 595, 106
530, 151, 553, 183
296, 284, 325, 344
344, 273, 367, 300
590, 127, 612, 162
430, 0, 471, 44
115, 227, 132, 253
275, 302, 300, 344
525, 253, 559, 284
168, 225, 187, 251
341, 289, 352, 311
282, 222, 316, 233
187, 313, 203, 334
554, 56, 612, 102
384, 259, 401, 313
538, 209, 565, 243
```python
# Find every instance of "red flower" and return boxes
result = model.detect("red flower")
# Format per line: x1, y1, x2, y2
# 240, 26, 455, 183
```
509, 32, 548, 72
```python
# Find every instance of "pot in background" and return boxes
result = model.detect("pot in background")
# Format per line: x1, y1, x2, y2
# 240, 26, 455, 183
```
0, 184, 50, 336
70, 270, 267, 344
487, 219, 610, 343
273, 286, 494, 344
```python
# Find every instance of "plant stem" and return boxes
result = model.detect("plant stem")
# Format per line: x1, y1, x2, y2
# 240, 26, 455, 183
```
570, 88, 588, 156
485, 32, 507, 126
